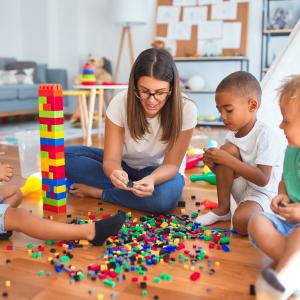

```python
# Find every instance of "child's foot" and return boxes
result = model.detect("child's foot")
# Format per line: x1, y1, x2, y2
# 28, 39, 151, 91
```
69, 183, 102, 198
0, 163, 13, 182
90, 211, 126, 246
0, 231, 12, 240
195, 210, 231, 226
255, 269, 289, 300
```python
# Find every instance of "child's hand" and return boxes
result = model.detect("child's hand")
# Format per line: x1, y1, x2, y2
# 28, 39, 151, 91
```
278, 202, 300, 224
203, 148, 232, 166
110, 169, 129, 190
130, 176, 154, 198
0, 163, 13, 182
271, 194, 290, 213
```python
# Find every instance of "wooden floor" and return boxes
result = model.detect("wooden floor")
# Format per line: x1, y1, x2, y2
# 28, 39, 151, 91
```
0, 131, 267, 300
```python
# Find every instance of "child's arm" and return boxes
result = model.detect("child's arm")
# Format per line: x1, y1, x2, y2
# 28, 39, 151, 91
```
271, 180, 290, 214
204, 147, 271, 186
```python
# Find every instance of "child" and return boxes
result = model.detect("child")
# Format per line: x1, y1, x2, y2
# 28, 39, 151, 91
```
248, 75, 300, 300
0, 162, 13, 182
0, 184, 126, 245
196, 71, 285, 235
65, 48, 197, 214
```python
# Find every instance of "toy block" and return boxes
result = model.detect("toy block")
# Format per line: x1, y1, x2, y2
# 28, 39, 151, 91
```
40, 131, 64, 139
48, 158, 65, 167
39, 110, 64, 118
48, 151, 64, 159
54, 185, 66, 194
40, 138, 64, 146
39, 117, 64, 126
42, 184, 50, 192
42, 171, 50, 179
38, 84, 63, 97
43, 204, 66, 213
43, 104, 52, 111
40, 144, 64, 153
43, 197, 66, 207
50, 124, 64, 132
49, 172, 54, 179
46, 191, 67, 200
42, 178, 66, 186
38, 96, 47, 104
39, 104, 44, 112
39, 124, 48, 132
40, 151, 49, 159
49, 165, 65, 178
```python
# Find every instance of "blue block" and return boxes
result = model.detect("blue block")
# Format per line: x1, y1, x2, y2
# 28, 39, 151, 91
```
66, 179, 74, 191
46, 191, 67, 200
40, 138, 64, 146
222, 244, 230, 252
42, 178, 66, 187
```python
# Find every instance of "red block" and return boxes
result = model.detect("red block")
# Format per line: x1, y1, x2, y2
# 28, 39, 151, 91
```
38, 84, 62, 97
49, 166, 65, 179
40, 144, 64, 153
209, 243, 215, 249
42, 184, 50, 192
42, 171, 50, 179
43, 204, 66, 213
88, 264, 100, 272
39, 117, 64, 126
190, 272, 201, 281
48, 151, 64, 159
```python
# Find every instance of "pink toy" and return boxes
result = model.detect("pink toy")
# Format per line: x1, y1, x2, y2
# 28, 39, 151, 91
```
186, 154, 203, 169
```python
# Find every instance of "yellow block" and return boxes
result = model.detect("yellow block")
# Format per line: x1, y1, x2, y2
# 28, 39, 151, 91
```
49, 158, 65, 167
49, 172, 54, 179
160, 222, 168, 228
40, 131, 64, 139
205, 230, 212, 236
54, 185, 66, 193
79, 240, 89, 246
101, 265, 108, 271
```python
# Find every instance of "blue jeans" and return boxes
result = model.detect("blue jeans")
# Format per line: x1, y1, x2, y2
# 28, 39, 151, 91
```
65, 146, 185, 214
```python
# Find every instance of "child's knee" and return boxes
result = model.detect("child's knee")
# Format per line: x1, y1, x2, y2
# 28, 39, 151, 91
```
248, 214, 265, 236
220, 143, 241, 159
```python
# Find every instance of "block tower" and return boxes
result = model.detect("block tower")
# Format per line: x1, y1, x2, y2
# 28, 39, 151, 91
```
38, 84, 66, 213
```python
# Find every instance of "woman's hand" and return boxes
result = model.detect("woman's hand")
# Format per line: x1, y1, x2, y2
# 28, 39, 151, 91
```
110, 170, 129, 190
131, 176, 155, 197
271, 194, 290, 214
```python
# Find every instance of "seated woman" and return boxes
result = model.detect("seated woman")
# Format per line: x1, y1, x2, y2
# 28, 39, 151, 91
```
65, 48, 197, 214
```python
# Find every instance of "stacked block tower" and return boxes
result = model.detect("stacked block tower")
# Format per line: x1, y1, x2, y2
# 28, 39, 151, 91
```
38, 84, 66, 213
81, 63, 96, 85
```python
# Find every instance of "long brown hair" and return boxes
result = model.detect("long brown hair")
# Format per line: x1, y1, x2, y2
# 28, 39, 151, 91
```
127, 48, 182, 150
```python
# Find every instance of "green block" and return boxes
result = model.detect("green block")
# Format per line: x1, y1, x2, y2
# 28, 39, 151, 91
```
153, 277, 161, 283
46, 240, 55, 245
204, 235, 212, 241
39, 110, 64, 118
142, 290, 148, 297
39, 124, 48, 132
60, 255, 70, 263
220, 237, 230, 244
27, 243, 34, 249
39, 270, 45, 277
103, 279, 115, 288
40, 151, 49, 159
51, 124, 64, 132
43, 197, 66, 207
79, 273, 85, 280
38, 96, 47, 104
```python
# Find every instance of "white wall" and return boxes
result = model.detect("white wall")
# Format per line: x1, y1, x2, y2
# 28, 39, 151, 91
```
0, 0, 265, 113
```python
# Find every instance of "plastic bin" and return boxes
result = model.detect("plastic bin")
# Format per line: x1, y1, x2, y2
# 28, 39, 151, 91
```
16, 130, 40, 178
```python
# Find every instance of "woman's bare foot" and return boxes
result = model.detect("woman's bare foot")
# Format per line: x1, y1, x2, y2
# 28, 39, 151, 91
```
0, 163, 13, 182
69, 183, 102, 198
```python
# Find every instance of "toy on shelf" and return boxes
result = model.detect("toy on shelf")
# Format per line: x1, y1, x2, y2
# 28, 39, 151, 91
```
190, 172, 216, 185
81, 63, 96, 85
39, 84, 67, 213
21, 172, 42, 196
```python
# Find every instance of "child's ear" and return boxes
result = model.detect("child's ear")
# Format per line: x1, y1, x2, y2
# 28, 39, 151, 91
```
248, 98, 259, 112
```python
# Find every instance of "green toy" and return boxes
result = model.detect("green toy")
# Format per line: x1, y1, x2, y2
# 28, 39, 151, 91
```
190, 172, 216, 185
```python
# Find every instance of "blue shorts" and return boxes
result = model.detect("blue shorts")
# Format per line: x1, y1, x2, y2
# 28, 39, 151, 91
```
259, 212, 300, 237
0, 196, 10, 234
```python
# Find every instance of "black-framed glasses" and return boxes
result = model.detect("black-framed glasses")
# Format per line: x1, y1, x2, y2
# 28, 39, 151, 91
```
134, 88, 172, 102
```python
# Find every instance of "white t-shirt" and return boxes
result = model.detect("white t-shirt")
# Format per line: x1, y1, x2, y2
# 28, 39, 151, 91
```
225, 120, 285, 195
106, 90, 198, 175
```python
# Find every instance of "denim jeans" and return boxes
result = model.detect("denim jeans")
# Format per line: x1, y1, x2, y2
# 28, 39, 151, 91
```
65, 146, 185, 213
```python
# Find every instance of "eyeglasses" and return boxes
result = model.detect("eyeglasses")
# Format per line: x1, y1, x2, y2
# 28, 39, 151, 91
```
134, 88, 172, 102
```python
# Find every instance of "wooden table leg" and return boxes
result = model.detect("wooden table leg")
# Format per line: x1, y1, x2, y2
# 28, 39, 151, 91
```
97, 89, 104, 137
86, 88, 96, 146
78, 94, 87, 139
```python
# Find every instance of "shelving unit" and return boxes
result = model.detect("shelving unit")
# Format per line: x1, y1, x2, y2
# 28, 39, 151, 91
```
261, 0, 299, 78
176, 56, 249, 127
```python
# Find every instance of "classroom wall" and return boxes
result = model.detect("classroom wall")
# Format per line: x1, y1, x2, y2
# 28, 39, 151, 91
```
0, 0, 263, 114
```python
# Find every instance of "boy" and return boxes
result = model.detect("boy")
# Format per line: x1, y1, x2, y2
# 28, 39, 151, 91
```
0, 184, 125, 245
249, 75, 300, 300
196, 71, 284, 235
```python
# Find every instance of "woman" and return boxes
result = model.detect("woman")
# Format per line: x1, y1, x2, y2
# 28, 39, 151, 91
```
65, 48, 197, 213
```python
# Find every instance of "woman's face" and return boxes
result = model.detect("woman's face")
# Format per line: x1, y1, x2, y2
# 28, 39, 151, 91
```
136, 76, 171, 118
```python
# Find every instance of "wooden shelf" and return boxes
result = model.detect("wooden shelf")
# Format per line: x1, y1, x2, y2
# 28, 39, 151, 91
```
174, 56, 248, 62
263, 28, 293, 35
197, 121, 224, 127
183, 89, 215, 94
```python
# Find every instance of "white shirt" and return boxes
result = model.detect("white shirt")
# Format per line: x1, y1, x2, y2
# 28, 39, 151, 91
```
225, 120, 285, 195
106, 90, 198, 175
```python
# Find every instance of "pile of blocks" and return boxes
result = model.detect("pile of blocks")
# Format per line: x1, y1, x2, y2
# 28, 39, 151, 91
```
38, 84, 66, 213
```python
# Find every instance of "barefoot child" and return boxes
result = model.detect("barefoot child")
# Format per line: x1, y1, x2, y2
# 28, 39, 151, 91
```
196, 71, 285, 235
0, 185, 126, 245
248, 75, 300, 300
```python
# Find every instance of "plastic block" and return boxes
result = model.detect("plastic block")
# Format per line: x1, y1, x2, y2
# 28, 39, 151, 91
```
48, 151, 64, 160
43, 204, 66, 213
40, 138, 64, 146
43, 197, 66, 207
39, 117, 64, 126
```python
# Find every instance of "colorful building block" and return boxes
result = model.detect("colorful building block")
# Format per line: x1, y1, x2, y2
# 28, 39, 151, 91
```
38, 84, 66, 213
